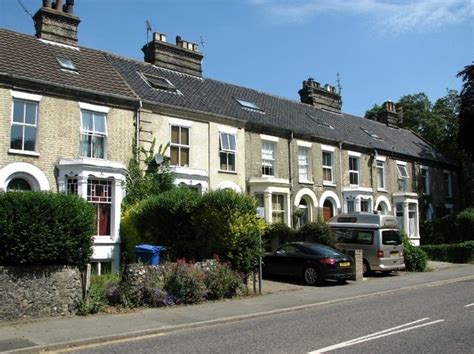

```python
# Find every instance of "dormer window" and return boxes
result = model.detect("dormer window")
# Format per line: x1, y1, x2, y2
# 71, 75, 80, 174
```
141, 73, 177, 92
56, 56, 77, 72
235, 98, 264, 113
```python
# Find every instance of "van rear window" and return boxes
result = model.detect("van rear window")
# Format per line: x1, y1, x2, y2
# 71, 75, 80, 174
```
382, 230, 402, 245
334, 229, 373, 245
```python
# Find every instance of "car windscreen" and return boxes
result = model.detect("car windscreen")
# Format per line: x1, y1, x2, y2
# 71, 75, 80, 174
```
303, 244, 342, 257
382, 230, 402, 245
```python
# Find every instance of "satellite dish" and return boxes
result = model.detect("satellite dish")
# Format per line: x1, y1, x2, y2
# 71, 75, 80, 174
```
154, 153, 164, 165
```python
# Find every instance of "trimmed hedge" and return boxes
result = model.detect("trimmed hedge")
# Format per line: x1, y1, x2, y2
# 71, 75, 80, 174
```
420, 208, 474, 245
0, 192, 95, 266
420, 241, 474, 263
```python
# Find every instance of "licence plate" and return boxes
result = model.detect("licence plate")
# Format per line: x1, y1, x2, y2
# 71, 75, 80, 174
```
390, 251, 399, 257
339, 262, 351, 267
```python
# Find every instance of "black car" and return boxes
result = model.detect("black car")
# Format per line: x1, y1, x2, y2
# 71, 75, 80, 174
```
263, 242, 354, 285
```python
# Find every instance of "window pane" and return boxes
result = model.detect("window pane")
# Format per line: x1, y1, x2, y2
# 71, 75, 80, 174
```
25, 102, 37, 125
82, 111, 93, 131
228, 134, 236, 151
171, 126, 180, 144
181, 127, 189, 145
24, 126, 36, 151
92, 136, 104, 158
80, 134, 92, 157
181, 147, 189, 166
97, 204, 111, 236
378, 168, 384, 188
10, 125, 23, 149
323, 168, 332, 182
94, 113, 106, 134
220, 132, 229, 150
323, 152, 331, 166
13, 100, 25, 123
220, 152, 227, 170
228, 152, 235, 171
170, 146, 179, 165
7, 178, 31, 191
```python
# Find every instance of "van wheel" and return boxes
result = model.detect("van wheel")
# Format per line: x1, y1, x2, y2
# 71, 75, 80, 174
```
303, 266, 320, 285
363, 260, 371, 276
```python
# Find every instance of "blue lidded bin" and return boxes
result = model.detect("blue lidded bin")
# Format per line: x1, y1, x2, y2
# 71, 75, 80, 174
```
134, 244, 165, 266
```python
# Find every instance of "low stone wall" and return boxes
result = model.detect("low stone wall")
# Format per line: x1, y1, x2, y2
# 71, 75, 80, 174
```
0, 265, 83, 320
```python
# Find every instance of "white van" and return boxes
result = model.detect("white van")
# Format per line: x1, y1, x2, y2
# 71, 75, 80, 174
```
328, 213, 405, 275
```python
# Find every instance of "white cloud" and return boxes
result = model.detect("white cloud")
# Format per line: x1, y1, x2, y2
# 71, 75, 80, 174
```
249, 0, 473, 34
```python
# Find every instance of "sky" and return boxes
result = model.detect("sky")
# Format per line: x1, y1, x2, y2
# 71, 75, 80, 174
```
1, 0, 472, 116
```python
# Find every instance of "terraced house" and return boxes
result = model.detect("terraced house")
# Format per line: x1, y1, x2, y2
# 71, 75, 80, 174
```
0, 1, 139, 273
1, 0, 458, 275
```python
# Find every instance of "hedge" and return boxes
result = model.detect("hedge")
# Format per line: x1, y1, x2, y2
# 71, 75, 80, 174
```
420, 241, 474, 263
0, 191, 95, 266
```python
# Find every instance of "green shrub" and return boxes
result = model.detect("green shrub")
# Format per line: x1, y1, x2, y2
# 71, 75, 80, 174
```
456, 208, 474, 242
135, 188, 200, 260
194, 190, 266, 275
296, 221, 336, 247
420, 214, 457, 245
162, 260, 207, 304
76, 274, 120, 315
143, 287, 175, 307
0, 192, 95, 266
204, 260, 243, 300
263, 223, 293, 251
402, 234, 428, 271
120, 203, 144, 264
420, 241, 474, 263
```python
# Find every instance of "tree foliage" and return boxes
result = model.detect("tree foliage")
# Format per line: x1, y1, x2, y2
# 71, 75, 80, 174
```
123, 139, 175, 209
457, 64, 474, 159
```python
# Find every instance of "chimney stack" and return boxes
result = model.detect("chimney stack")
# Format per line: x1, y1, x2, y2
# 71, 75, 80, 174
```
34, 0, 80, 46
298, 78, 342, 113
379, 101, 402, 128
142, 32, 204, 77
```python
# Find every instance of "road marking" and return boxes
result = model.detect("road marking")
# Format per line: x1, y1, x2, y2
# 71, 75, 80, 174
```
50, 333, 167, 353
465, 303, 474, 308
309, 318, 445, 353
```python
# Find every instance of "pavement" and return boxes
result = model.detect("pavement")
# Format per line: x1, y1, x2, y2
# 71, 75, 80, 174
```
0, 261, 473, 353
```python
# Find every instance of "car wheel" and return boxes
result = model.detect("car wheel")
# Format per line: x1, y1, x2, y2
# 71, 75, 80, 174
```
303, 266, 320, 285
363, 260, 371, 276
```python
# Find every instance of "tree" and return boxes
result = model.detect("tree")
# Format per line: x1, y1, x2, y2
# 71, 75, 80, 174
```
457, 64, 474, 159
122, 139, 175, 209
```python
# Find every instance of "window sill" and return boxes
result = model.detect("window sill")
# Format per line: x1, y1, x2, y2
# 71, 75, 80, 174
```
299, 179, 314, 185
218, 170, 238, 175
8, 149, 40, 157
262, 175, 275, 178
323, 181, 336, 187
377, 188, 388, 193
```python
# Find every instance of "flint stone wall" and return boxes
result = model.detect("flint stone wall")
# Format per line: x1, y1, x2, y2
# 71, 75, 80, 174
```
0, 265, 83, 320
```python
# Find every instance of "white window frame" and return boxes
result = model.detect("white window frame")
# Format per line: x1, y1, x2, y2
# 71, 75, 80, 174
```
397, 162, 409, 192
170, 125, 190, 167
10, 98, 39, 154
219, 131, 236, 172
262, 141, 276, 177
421, 166, 430, 195
298, 146, 310, 182
376, 159, 386, 190
80, 110, 107, 159
349, 155, 359, 186
322, 151, 334, 184
271, 194, 285, 224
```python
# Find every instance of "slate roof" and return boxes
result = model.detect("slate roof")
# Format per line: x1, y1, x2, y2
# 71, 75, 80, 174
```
0, 28, 137, 102
107, 54, 453, 165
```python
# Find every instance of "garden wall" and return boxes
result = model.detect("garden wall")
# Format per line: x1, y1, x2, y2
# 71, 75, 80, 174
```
0, 265, 83, 320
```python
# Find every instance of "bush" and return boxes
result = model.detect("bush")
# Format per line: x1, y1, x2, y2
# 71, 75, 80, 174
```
456, 208, 474, 242
402, 234, 428, 272
420, 214, 457, 245
204, 260, 243, 300
296, 221, 336, 247
194, 190, 266, 275
0, 192, 95, 266
135, 188, 201, 260
120, 203, 143, 264
144, 287, 175, 307
420, 241, 474, 263
263, 223, 293, 251
162, 260, 207, 304
76, 274, 120, 315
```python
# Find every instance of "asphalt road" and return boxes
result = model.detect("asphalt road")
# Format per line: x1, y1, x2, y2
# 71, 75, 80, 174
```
62, 277, 474, 353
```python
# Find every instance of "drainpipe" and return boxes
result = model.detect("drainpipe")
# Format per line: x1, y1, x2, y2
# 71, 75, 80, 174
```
288, 131, 294, 227
339, 141, 343, 215
136, 100, 142, 160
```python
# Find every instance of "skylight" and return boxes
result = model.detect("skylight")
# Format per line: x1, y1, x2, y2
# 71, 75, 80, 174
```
306, 113, 334, 129
361, 127, 383, 141
235, 98, 263, 112
142, 73, 177, 92
56, 56, 77, 71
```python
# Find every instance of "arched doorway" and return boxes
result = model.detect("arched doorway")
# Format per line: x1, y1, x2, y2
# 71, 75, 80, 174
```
297, 198, 309, 227
323, 200, 334, 221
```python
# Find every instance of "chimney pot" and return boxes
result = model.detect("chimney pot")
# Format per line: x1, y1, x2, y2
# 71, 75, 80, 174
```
65, 0, 74, 13
153, 32, 166, 42
54, 0, 63, 11
43, 0, 52, 7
